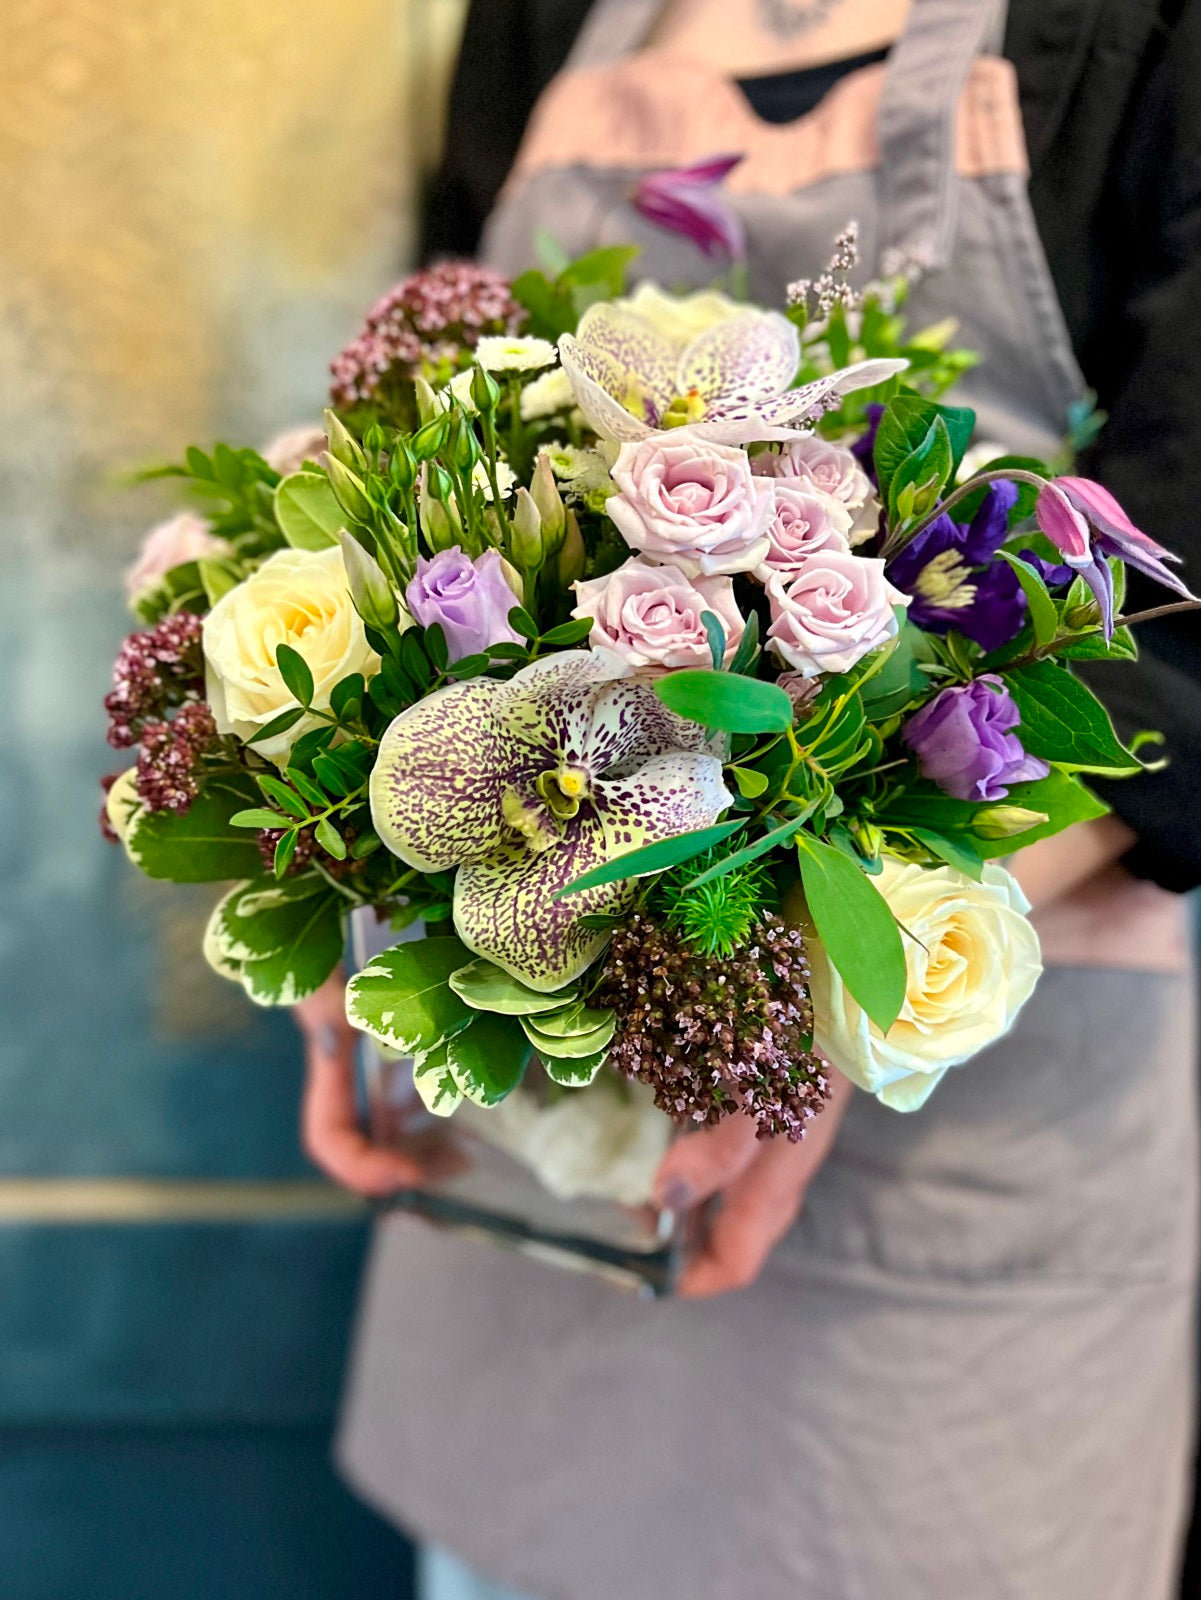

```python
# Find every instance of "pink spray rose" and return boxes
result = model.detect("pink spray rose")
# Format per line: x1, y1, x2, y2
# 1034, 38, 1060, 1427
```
571, 557, 745, 671
752, 436, 871, 508
260, 424, 328, 476
607, 435, 775, 577
766, 550, 909, 676
124, 513, 227, 604
754, 481, 852, 582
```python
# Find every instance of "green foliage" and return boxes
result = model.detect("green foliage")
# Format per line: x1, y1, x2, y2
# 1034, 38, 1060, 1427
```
795, 836, 908, 1034
654, 669, 793, 733
654, 852, 770, 958
205, 876, 344, 1005
859, 618, 940, 720
346, 935, 476, 1054
449, 959, 576, 1016
521, 1006, 616, 1060
875, 768, 1110, 858
512, 245, 641, 340
874, 395, 975, 506
124, 774, 267, 883
137, 443, 282, 556
998, 552, 1058, 647
443, 1011, 534, 1105
1003, 660, 1140, 773
556, 819, 746, 898
953, 455, 1049, 524
274, 472, 343, 550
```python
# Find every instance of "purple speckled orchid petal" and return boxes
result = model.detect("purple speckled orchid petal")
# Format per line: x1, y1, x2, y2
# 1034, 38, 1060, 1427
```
557, 335, 651, 441
369, 677, 516, 871
493, 649, 630, 768
452, 814, 628, 992
596, 753, 733, 856
583, 678, 719, 777
677, 310, 799, 409
677, 360, 909, 444
569, 302, 681, 406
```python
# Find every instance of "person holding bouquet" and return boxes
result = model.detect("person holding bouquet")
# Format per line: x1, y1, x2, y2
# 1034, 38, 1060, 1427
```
292, 2, 1201, 1597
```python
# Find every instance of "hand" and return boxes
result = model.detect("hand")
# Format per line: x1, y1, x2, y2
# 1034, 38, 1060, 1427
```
294, 971, 426, 1196
653, 1069, 851, 1298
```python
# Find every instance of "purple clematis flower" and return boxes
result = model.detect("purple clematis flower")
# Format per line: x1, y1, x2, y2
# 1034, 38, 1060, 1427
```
887, 481, 1027, 653
903, 675, 1049, 802
1035, 475, 1193, 639
633, 154, 747, 262
850, 403, 886, 488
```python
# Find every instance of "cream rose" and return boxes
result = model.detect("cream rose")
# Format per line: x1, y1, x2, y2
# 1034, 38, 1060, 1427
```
608, 435, 775, 577
765, 551, 908, 676
202, 546, 380, 762
807, 858, 1042, 1110
572, 557, 745, 670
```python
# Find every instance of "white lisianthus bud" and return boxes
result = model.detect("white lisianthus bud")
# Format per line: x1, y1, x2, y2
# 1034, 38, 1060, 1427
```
327, 456, 372, 524
971, 805, 1049, 840
340, 531, 398, 630
322, 408, 366, 472
414, 376, 439, 427
510, 487, 543, 572
531, 452, 566, 557
557, 510, 586, 588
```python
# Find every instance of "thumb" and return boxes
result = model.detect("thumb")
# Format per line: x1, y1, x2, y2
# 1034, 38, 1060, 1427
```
653, 1113, 760, 1211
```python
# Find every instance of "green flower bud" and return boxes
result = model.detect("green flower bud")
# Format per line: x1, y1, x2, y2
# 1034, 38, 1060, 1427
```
556, 508, 586, 588
323, 408, 366, 472
426, 461, 456, 505
389, 438, 417, 495
420, 493, 457, 553
470, 363, 502, 414
326, 456, 373, 524
412, 412, 451, 461
510, 487, 543, 572
414, 376, 439, 427
339, 530, 398, 630
448, 409, 482, 475
850, 819, 884, 860
531, 451, 566, 558
972, 805, 1049, 840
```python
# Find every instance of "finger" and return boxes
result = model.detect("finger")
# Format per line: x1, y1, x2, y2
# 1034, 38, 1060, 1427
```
653, 1113, 760, 1211
302, 1046, 422, 1196
677, 1136, 810, 1298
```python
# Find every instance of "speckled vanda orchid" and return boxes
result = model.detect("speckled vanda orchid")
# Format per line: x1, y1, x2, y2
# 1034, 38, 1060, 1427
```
557, 287, 906, 446
369, 650, 733, 992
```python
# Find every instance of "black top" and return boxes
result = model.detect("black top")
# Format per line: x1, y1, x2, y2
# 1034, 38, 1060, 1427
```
735, 46, 889, 123
423, 0, 1201, 892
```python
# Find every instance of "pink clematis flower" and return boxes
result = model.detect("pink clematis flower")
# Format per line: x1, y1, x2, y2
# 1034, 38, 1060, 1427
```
633, 154, 747, 262
1035, 475, 1192, 639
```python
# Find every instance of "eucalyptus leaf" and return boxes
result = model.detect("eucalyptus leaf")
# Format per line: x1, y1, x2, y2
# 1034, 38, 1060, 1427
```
274, 471, 342, 550
654, 669, 793, 733
796, 836, 907, 1034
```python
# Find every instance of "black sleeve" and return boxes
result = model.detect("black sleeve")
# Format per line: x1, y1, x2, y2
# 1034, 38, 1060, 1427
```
421, 0, 596, 261
1071, 1, 1201, 890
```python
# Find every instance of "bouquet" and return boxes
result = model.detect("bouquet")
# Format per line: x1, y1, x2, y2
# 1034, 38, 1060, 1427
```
102, 235, 1195, 1198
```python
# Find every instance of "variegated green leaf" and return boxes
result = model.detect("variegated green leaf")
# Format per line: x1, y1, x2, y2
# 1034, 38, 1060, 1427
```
412, 1042, 463, 1118
526, 1002, 612, 1041
541, 1050, 608, 1087
346, 936, 475, 1053
448, 959, 576, 1016
521, 1010, 616, 1059
444, 1012, 533, 1105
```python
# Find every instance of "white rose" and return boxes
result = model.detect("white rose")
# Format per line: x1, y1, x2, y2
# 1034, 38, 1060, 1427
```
124, 512, 228, 605
808, 858, 1043, 1110
202, 546, 380, 762
765, 551, 908, 676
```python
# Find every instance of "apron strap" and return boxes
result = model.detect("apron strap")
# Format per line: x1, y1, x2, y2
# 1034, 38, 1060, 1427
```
563, 0, 665, 71
877, 0, 1010, 270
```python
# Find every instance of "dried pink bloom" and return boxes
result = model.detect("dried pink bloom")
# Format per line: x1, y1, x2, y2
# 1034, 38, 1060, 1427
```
104, 612, 205, 748
134, 702, 219, 814
329, 261, 523, 409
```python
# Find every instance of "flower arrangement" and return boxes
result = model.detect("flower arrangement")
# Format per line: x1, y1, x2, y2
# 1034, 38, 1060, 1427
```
102, 232, 1195, 1168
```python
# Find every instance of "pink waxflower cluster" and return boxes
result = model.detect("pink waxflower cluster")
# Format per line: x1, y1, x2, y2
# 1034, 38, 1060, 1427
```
104, 611, 206, 748
329, 261, 523, 408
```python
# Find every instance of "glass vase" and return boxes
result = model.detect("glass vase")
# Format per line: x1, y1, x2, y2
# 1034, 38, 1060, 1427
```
351, 910, 687, 1297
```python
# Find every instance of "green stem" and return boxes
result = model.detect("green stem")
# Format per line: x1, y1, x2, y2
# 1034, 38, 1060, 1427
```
879, 467, 1050, 560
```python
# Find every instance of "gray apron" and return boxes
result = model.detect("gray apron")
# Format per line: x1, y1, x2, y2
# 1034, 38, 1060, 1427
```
337, 6, 1199, 1596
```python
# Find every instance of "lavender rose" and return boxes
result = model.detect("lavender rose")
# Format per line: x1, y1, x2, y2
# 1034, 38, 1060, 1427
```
752, 436, 871, 508
902, 676, 1049, 801
572, 557, 745, 671
607, 435, 775, 577
754, 482, 852, 582
766, 551, 908, 676
124, 512, 227, 604
406, 547, 523, 662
